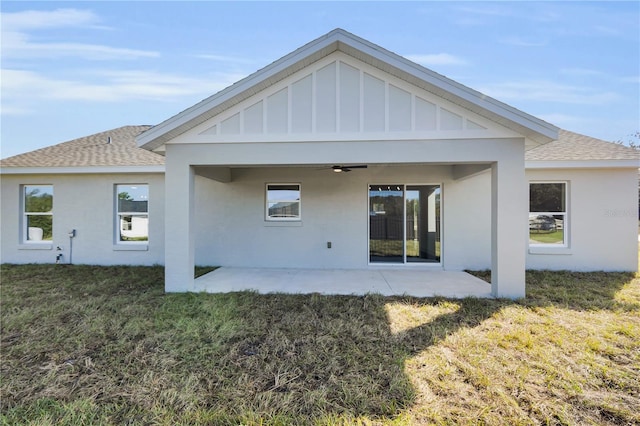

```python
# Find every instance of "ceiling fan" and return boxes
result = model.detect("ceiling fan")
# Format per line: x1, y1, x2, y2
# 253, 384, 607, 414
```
330, 165, 368, 173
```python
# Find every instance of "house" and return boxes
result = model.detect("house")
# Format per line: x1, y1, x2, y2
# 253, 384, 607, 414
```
1, 29, 638, 298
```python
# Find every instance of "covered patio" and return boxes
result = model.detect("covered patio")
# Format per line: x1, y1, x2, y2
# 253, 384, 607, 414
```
136, 29, 559, 299
195, 267, 492, 298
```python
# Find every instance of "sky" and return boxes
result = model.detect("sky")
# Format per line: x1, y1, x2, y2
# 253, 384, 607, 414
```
1, 1, 639, 159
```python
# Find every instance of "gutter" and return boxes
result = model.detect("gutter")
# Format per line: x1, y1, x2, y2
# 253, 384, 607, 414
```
0, 165, 166, 175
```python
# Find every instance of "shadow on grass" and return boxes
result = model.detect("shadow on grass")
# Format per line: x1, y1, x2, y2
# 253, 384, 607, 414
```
132, 292, 511, 422
1, 264, 637, 424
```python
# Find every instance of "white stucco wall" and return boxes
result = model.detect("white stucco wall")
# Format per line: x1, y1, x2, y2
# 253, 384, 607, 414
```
0, 173, 165, 265
3, 166, 632, 275
443, 170, 492, 270
526, 168, 638, 271
193, 165, 493, 270
418, 166, 639, 273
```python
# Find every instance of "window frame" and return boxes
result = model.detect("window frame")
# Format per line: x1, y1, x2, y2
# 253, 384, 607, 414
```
22, 184, 54, 244
265, 183, 301, 222
115, 184, 149, 245
529, 181, 569, 248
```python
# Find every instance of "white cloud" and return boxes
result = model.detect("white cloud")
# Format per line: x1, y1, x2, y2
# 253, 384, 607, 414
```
1, 68, 245, 104
621, 75, 640, 84
477, 80, 621, 105
1, 8, 157, 60
559, 68, 604, 77
193, 54, 255, 65
404, 53, 468, 67
1, 8, 101, 31
3, 31, 159, 60
0, 105, 33, 116
454, 5, 515, 18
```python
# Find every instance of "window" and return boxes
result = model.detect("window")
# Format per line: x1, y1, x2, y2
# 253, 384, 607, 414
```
266, 184, 300, 220
529, 182, 567, 246
23, 185, 53, 242
116, 184, 149, 242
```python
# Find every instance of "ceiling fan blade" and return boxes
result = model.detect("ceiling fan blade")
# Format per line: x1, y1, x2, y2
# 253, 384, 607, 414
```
328, 164, 368, 172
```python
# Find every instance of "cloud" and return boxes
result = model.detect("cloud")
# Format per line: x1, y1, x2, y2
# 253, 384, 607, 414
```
499, 36, 547, 47
404, 53, 468, 66
454, 5, 515, 18
1, 68, 245, 104
0, 105, 33, 116
1, 8, 101, 31
3, 31, 159, 60
559, 68, 605, 77
1, 8, 158, 60
621, 75, 640, 84
193, 54, 255, 64
477, 80, 621, 105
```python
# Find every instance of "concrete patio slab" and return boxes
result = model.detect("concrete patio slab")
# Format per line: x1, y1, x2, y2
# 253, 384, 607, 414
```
194, 267, 493, 298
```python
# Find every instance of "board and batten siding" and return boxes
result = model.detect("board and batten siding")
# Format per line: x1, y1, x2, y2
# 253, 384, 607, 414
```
174, 52, 519, 145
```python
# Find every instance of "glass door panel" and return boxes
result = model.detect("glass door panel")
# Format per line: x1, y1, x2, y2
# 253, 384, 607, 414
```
369, 185, 404, 263
406, 185, 440, 263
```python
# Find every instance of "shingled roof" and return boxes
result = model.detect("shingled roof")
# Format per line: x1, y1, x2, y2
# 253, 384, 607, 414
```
0, 125, 163, 168
526, 129, 639, 162
1, 125, 637, 169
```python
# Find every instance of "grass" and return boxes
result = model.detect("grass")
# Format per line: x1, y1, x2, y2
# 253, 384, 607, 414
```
369, 240, 441, 259
1, 264, 639, 425
529, 230, 564, 244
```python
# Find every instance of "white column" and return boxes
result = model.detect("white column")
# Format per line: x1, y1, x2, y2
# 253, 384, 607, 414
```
491, 157, 527, 299
164, 150, 195, 292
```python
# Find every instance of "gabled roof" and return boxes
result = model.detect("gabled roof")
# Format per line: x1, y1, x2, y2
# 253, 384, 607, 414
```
137, 28, 559, 151
526, 129, 639, 162
0, 126, 163, 170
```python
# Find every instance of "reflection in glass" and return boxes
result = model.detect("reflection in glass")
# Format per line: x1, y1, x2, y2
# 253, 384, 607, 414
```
529, 214, 564, 245
406, 185, 440, 263
117, 184, 149, 242
369, 185, 404, 262
267, 184, 301, 220
24, 185, 53, 241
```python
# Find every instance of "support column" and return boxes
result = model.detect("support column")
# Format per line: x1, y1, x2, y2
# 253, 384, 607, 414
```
164, 150, 195, 292
491, 156, 527, 299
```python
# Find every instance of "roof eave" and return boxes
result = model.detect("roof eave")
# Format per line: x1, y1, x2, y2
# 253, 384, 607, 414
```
526, 159, 640, 169
0, 165, 165, 175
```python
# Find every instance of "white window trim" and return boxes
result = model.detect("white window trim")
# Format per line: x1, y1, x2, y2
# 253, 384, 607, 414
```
529, 181, 569, 249
22, 184, 53, 245
265, 183, 302, 222
114, 184, 149, 247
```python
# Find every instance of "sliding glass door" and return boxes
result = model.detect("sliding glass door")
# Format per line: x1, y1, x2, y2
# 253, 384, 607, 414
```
369, 185, 404, 262
369, 184, 440, 264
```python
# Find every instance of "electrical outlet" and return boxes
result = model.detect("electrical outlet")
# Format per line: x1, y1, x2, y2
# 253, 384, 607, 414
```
327, 242, 332, 249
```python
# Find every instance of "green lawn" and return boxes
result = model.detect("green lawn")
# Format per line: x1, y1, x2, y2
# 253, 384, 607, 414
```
529, 230, 564, 244
1, 264, 639, 425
